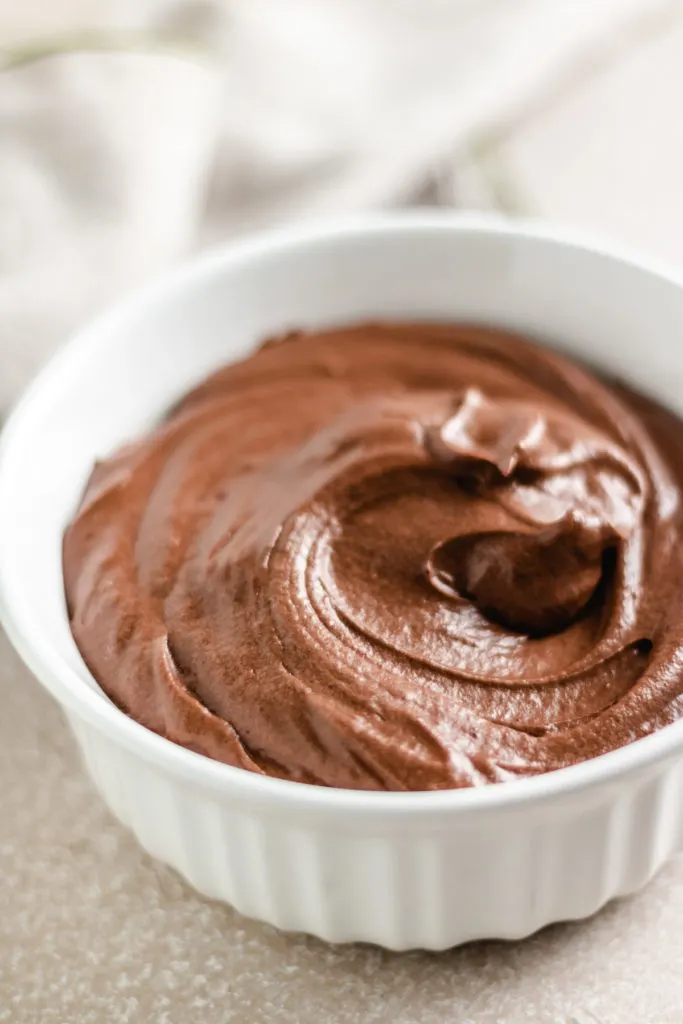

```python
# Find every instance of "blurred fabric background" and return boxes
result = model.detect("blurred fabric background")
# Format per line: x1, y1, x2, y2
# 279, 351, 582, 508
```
1, 0, 683, 411
4, 3, 683, 1022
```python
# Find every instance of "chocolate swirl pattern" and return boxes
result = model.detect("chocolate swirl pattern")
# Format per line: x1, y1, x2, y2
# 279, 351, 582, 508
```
63, 323, 683, 790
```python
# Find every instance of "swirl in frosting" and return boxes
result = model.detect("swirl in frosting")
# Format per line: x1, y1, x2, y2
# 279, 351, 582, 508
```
63, 323, 683, 790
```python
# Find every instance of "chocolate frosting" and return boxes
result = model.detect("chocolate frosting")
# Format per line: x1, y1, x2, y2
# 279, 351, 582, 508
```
63, 323, 683, 790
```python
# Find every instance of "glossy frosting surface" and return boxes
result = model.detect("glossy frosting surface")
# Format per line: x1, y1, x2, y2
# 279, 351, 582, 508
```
63, 323, 683, 789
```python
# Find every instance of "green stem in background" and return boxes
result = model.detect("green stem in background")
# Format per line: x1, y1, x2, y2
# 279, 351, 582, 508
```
0, 29, 207, 73
468, 137, 535, 218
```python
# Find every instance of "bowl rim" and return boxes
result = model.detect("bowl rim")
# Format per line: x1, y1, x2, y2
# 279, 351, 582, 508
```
4, 208, 683, 817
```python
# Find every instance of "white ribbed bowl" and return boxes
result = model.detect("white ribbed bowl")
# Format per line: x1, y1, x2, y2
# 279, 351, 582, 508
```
3, 213, 683, 950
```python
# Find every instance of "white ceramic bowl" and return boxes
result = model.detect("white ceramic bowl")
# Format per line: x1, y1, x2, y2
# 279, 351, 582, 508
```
4, 212, 683, 950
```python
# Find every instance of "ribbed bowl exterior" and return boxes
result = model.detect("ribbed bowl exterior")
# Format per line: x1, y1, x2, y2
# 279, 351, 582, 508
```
70, 713, 683, 950
6, 217, 683, 951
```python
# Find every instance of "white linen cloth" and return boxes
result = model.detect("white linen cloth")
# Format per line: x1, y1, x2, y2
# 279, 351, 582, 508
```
0, 0, 677, 410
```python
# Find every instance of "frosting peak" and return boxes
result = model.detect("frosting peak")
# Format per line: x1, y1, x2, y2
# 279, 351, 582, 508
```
424, 385, 644, 635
